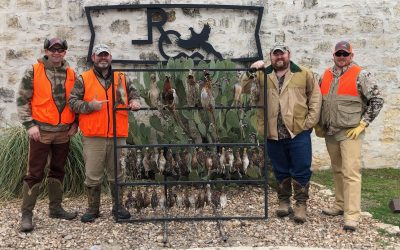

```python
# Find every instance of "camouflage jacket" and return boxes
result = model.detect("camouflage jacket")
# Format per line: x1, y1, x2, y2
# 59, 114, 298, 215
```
68, 66, 140, 114
16, 56, 77, 132
320, 62, 384, 139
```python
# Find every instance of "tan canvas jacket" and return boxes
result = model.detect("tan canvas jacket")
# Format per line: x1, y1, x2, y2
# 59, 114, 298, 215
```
240, 61, 322, 140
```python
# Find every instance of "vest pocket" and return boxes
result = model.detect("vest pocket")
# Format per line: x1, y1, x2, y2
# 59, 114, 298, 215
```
336, 102, 362, 127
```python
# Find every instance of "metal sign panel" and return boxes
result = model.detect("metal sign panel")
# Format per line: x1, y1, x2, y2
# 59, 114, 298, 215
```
85, 4, 264, 64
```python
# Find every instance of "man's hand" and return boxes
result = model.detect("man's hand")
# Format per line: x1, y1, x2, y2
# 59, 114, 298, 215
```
346, 121, 367, 140
90, 94, 108, 111
314, 124, 326, 138
128, 100, 141, 111
250, 60, 265, 69
68, 123, 78, 136
27, 125, 40, 141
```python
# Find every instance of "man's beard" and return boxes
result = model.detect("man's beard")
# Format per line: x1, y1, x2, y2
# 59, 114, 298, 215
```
273, 60, 289, 70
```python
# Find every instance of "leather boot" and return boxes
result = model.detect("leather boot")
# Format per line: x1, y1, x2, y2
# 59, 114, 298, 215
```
110, 182, 131, 220
276, 177, 292, 217
292, 180, 310, 223
81, 185, 101, 223
48, 178, 77, 220
20, 182, 40, 232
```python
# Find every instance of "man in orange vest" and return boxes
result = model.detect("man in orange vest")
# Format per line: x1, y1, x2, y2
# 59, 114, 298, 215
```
68, 44, 141, 223
16, 38, 78, 232
316, 41, 384, 231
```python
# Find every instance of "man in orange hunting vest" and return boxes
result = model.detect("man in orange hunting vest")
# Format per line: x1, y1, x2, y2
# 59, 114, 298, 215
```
17, 38, 78, 232
316, 41, 384, 231
68, 44, 141, 223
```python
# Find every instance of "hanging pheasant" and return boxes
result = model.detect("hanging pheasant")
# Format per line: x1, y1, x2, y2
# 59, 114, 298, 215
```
115, 73, 127, 107
200, 70, 219, 141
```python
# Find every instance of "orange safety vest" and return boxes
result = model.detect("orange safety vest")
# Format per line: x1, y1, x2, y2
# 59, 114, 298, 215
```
320, 65, 362, 96
31, 62, 75, 125
79, 70, 129, 137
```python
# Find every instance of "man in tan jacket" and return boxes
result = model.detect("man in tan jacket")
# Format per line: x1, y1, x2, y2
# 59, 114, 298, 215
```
240, 42, 321, 223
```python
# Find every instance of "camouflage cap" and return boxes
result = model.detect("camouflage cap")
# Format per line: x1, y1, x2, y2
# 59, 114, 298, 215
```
47, 38, 68, 50
334, 41, 353, 53
270, 42, 289, 53
92, 44, 110, 55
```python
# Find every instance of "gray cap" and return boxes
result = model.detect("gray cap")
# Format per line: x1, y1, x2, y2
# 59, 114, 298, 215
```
270, 42, 289, 53
92, 44, 110, 55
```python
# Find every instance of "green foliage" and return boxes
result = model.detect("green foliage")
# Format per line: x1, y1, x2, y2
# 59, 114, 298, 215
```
312, 168, 400, 227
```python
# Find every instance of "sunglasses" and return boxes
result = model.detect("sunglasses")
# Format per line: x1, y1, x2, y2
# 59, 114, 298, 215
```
334, 51, 350, 57
48, 48, 65, 53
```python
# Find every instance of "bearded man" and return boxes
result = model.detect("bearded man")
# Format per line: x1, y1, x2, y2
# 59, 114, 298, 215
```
240, 42, 322, 223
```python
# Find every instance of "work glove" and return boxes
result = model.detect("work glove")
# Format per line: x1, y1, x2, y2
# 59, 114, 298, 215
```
346, 121, 367, 140
314, 124, 326, 138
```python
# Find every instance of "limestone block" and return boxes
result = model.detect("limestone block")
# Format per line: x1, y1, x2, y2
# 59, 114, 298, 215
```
304, 0, 318, 9
6, 15, 22, 29
315, 12, 337, 20
67, 1, 84, 21
0, 0, 11, 9
282, 15, 301, 26
323, 24, 352, 35
313, 41, 332, 53
359, 16, 383, 33
6, 49, 33, 61
0, 88, 14, 103
298, 56, 320, 69
16, 0, 41, 11
46, 0, 62, 9
394, 3, 400, 16
110, 20, 130, 34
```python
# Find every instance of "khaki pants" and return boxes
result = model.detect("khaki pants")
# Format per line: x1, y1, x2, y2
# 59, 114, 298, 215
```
82, 136, 126, 187
325, 135, 362, 222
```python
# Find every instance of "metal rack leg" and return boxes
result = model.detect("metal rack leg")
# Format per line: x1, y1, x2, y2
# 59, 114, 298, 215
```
212, 207, 228, 242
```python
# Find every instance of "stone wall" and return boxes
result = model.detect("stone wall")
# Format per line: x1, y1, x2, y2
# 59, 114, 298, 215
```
0, 0, 398, 169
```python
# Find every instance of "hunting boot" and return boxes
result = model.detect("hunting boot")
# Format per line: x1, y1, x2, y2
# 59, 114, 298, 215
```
81, 185, 101, 223
109, 182, 131, 220
276, 177, 293, 217
20, 182, 40, 232
292, 180, 310, 223
48, 178, 77, 220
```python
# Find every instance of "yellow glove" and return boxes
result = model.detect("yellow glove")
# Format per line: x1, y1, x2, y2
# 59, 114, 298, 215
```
314, 124, 326, 138
346, 121, 367, 139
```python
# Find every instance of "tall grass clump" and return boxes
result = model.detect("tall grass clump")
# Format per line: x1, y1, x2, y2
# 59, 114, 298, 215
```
0, 126, 86, 200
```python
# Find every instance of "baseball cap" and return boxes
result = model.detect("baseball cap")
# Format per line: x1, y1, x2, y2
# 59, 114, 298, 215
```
92, 44, 110, 55
334, 41, 353, 53
47, 38, 67, 49
270, 42, 289, 53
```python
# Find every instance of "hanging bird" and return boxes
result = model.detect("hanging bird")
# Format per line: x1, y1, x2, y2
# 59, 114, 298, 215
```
183, 188, 191, 210
148, 73, 160, 108
134, 189, 144, 213
151, 188, 159, 211
158, 149, 166, 174
205, 151, 213, 177
135, 149, 142, 179
115, 73, 127, 107
142, 147, 151, 178
150, 147, 159, 173
200, 70, 219, 141
166, 188, 176, 209
205, 184, 212, 206
190, 148, 198, 172
188, 187, 197, 209
186, 69, 200, 107
162, 74, 193, 139
142, 187, 151, 209
125, 189, 134, 209
242, 148, 250, 175
219, 147, 226, 174
195, 189, 206, 211
175, 186, 184, 209
196, 147, 206, 170
220, 186, 228, 210
211, 189, 220, 209
159, 191, 166, 211
233, 81, 243, 107
233, 149, 243, 178
226, 148, 234, 173
250, 73, 260, 106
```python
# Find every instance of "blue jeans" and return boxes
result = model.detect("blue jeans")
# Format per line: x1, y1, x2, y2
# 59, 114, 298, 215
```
267, 129, 312, 186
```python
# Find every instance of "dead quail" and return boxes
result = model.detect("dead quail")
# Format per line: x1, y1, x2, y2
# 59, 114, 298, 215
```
242, 148, 250, 175
183, 188, 191, 210
220, 187, 228, 210
142, 187, 151, 209
158, 149, 166, 174
135, 189, 144, 213
166, 188, 175, 209
151, 188, 159, 211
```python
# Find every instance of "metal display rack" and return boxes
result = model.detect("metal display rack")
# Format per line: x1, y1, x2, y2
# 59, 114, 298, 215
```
110, 67, 268, 244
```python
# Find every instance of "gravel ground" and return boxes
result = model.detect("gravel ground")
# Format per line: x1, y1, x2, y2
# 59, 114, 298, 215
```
0, 183, 399, 250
